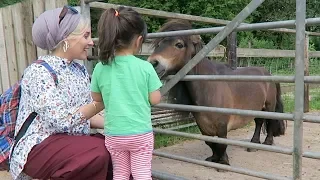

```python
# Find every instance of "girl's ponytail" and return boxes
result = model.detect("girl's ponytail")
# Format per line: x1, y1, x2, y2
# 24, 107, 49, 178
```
98, 8, 119, 65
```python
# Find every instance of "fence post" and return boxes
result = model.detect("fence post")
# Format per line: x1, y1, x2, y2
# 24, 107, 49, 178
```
227, 32, 237, 69
81, 0, 94, 75
304, 34, 309, 113
293, 0, 306, 179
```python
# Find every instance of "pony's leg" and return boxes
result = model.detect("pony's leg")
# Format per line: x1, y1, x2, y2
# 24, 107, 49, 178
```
205, 142, 229, 166
204, 139, 229, 166
210, 129, 230, 166
263, 119, 274, 145
247, 118, 264, 152
214, 143, 229, 166
204, 141, 216, 162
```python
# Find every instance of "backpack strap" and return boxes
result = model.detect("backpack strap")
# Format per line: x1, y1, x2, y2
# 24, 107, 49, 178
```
10, 60, 58, 161
12, 112, 37, 148
34, 60, 58, 86
73, 62, 86, 76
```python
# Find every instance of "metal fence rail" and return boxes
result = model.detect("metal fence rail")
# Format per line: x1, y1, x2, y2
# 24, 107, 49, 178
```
91, 17, 320, 42
166, 75, 320, 84
83, 0, 320, 179
152, 170, 188, 180
292, 1, 306, 179
155, 103, 320, 123
146, 18, 320, 39
153, 151, 291, 180
153, 128, 320, 160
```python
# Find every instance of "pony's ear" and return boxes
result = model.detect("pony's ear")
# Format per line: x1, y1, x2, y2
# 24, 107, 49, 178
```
190, 35, 203, 55
190, 35, 202, 45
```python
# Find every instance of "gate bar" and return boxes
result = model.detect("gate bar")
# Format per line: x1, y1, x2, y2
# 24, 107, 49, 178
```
152, 170, 188, 180
166, 75, 295, 83
166, 75, 320, 84
293, 0, 306, 179
153, 128, 320, 160
154, 103, 320, 123
159, 0, 266, 95
153, 151, 291, 180
155, 103, 293, 121
91, 17, 320, 42
146, 18, 320, 39
84, 0, 102, 3
154, 128, 292, 155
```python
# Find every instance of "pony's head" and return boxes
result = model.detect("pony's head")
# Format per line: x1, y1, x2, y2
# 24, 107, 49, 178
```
147, 20, 203, 78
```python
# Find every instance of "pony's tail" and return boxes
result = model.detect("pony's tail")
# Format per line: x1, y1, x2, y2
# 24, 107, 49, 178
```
269, 83, 287, 137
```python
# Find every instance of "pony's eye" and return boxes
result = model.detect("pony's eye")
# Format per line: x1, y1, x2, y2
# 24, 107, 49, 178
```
175, 43, 184, 49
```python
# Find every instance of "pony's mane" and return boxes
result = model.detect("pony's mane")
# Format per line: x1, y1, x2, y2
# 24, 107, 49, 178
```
152, 19, 193, 48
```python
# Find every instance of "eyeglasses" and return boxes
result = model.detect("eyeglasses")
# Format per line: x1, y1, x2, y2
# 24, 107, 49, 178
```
59, 5, 79, 24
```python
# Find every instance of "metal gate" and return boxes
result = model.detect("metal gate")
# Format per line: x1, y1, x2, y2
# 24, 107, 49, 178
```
82, 0, 320, 179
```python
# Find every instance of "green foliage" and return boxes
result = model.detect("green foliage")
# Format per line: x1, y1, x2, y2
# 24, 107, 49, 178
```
68, 0, 80, 6
65, 0, 320, 51
154, 126, 200, 149
0, 0, 23, 7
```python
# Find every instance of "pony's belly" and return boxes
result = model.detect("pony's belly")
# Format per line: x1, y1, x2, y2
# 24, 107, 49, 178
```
227, 115, 254, 131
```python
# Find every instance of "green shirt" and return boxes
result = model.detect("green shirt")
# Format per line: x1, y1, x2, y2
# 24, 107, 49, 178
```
91, 55, 162, 136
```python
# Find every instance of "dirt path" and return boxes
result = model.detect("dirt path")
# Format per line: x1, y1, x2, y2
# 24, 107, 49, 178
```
152, 115, 320, 180
1, 114, 320, 180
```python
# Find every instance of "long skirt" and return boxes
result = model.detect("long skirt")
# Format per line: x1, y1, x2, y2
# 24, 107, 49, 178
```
23, 133, 113, 180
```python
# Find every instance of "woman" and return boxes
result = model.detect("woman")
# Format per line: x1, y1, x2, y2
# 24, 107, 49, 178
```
9, 6, 112, 180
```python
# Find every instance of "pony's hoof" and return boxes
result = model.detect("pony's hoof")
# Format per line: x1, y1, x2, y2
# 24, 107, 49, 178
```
205, 156, 214, 162
246, 148, 258, 152
247, 140, 261, 152
263, 140, 273, 145
219, 160, 230, 166
217, 168, 227, 172
214, 160, 230, 172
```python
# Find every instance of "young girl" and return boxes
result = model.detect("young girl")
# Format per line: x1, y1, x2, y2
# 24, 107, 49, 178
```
90, 6, 162, 180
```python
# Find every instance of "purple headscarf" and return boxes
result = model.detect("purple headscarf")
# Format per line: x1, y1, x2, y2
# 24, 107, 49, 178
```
32, 7, 81, 51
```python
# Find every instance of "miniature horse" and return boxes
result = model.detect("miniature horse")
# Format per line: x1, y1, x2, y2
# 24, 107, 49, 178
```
147, 20, 286, 166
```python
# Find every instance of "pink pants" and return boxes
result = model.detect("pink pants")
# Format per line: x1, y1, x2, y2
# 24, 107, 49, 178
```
105, 132, 154, 180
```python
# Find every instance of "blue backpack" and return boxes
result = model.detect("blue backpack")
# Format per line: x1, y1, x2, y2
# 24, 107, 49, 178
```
0, 60, 58, 171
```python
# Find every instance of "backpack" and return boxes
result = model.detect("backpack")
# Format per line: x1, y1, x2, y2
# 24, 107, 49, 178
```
0, 60, 59, 171
0, 59, 86, 171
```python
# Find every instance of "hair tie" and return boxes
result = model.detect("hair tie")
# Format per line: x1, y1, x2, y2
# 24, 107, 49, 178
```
115, 10, 119, 17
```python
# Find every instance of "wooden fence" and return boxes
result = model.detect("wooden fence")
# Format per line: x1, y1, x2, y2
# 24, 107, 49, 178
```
0, 0, 68, 94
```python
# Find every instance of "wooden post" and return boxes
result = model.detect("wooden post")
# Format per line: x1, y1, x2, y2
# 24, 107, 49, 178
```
0, 9, 10, 92
304, 35, 309, 112
2, 6, 19, 86
33, 0, 48, 57
81, 0, 97, 134
81, 0, 94, 75
12, 3, 28, 78
226, 31, 237, 69
247, 41, 252, 67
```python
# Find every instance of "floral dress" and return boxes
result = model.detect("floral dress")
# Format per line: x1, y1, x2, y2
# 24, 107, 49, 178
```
9, 55, 92, 180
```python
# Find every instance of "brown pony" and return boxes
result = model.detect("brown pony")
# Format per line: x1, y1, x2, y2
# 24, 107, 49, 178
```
148, 20, 286, 166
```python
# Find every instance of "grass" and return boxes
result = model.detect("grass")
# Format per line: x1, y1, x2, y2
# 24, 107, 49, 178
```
154, 126, 200, 149
282, 88, 320, 113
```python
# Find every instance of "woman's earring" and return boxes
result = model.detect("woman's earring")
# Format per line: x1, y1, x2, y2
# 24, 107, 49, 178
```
63, 41, 70, 52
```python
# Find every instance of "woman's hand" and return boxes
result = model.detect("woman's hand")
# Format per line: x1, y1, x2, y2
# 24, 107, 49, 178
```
89, 111, 104, 129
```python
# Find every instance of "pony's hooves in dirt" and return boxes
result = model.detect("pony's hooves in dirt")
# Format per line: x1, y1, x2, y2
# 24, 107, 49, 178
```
217, 168, 228, 172
263, 140, 273, 145
205, 156, 214, 162
214, 161, 230, 172
218, 160, 230, 166
246, 148, 258, 152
